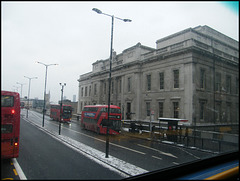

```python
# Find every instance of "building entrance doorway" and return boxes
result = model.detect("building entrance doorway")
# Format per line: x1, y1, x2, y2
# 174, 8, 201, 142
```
127, 102, 131, 119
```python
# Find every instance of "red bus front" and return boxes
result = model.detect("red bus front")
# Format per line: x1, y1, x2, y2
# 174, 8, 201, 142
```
50, 104, 72, 122
1, 91, 20, 159
61, 105, 72, 122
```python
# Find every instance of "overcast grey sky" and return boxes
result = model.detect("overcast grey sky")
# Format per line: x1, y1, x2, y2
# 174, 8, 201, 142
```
1, 1, 239, 103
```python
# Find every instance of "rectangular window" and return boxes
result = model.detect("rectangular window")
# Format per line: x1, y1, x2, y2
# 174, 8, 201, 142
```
226, 103, 231, 123
81, 87, 84, 97
146, 102, 151, 116
158, 102, 163, 117
128, 77, 131, 92
1, 124, 13, 133
89, 85, 91, 96
104, 82, 106, 94
112, 81, 114, 94
215, 72, 221, 92
226, 75, 231, 93
119, 79, 122, 93
200, 69, 206, 89
159, 72, 164, 89
173, 69, 179, 88
199, 101, 205, 120
215, 102, 221, 123
173, 102, 179, 118
126, 102, 131, 119
85, 87, 88, 97
147, 74, 151, 91
94, 84, 97, 95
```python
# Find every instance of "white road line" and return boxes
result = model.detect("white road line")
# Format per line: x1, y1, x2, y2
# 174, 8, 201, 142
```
175, 146, 201, 160
110, 142, 146, 155
137, 144, 178, 158
12, 158, 27, 180
172, 162, 179, 165
152, 155, 162, 160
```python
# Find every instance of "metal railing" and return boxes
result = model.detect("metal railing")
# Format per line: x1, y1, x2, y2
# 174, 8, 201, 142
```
121, 120, 239, 153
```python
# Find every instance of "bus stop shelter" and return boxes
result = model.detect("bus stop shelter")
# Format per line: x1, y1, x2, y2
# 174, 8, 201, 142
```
158, 118, 188, 142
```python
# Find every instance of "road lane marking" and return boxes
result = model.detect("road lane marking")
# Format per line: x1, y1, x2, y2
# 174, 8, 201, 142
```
110, 142, 146, 155
12, 158, 27, 180
13, 169, 18, 176
175, 146, 201, 159
137, 144, 178, 158
2, 178, 13, 180
152, 156, 162, 160
173, 162, 179, 165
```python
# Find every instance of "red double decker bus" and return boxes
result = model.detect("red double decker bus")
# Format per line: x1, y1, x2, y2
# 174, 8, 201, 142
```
81, 105, 122, 135
50, 104, 72, 123
1, 91, 20, 159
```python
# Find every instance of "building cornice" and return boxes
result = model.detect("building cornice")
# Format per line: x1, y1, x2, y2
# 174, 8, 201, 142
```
78, 44, 238, 83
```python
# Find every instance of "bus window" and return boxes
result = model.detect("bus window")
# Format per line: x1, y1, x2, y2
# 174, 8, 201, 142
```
1, 95, 14, 107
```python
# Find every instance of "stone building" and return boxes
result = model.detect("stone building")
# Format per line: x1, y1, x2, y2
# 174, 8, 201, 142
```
77, 25, 239, 125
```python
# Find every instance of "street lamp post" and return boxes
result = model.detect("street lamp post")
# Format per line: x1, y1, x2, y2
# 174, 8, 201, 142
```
92, 8, 131, 158
36, 61, 58, 127
59, 83, 66, 135
16, 82, 26, 99
24, 76, 38, 118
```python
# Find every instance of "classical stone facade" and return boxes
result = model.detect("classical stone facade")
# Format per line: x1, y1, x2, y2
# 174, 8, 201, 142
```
77, 25, 239, 125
